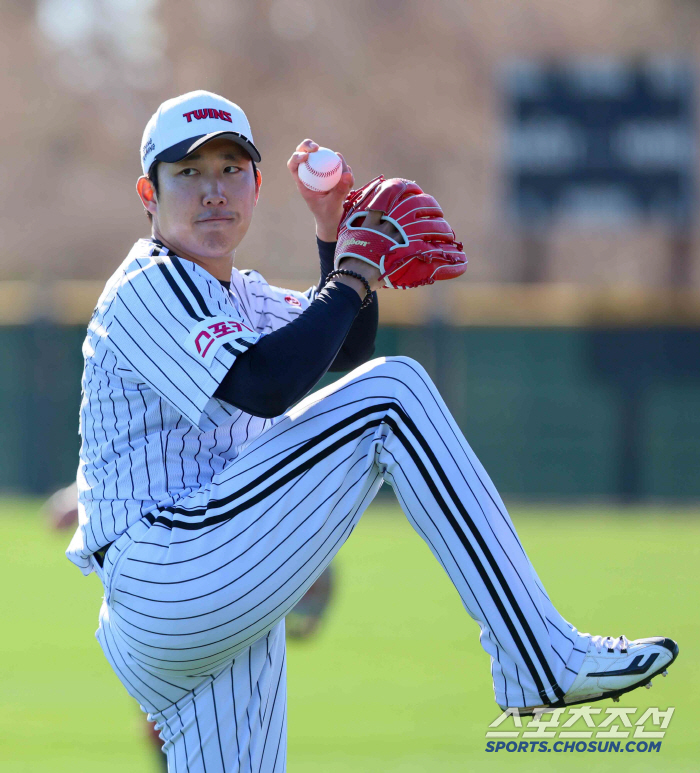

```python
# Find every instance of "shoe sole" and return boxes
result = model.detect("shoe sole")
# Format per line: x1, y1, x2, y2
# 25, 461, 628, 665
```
500, 638, 679, 717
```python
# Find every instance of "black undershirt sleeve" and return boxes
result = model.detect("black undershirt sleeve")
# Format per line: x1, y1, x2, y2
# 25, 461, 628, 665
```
214, 282, 362, 418
214, 239, 379, 419
316, 237, 379, 371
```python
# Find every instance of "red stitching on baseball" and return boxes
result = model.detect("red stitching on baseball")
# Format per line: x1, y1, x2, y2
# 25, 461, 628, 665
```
303, 158, 341, 178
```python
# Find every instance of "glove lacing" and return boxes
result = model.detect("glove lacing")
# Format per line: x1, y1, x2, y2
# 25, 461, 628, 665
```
379, 243, 467, 288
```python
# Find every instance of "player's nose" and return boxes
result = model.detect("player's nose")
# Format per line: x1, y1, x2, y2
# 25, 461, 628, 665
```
202, 181, 228, 207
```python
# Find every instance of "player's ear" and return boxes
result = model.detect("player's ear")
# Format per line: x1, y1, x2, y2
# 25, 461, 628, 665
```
137, 176, 158, 216
254, 168, 262, 205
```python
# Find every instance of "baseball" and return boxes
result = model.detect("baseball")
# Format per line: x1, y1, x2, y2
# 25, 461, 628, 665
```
298, 147, 342, 192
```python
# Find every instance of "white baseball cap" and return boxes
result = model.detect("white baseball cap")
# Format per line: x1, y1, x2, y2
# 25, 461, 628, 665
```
140, 90, 261, 175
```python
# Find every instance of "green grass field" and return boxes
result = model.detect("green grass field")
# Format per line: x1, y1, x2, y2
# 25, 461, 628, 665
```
1, 498, 698, 772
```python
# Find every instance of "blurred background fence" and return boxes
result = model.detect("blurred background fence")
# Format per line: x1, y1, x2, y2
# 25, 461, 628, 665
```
2, 285, 699, 500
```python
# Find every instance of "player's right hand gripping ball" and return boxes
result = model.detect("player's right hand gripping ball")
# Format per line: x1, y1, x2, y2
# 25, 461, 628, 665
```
335, 175, 467, 288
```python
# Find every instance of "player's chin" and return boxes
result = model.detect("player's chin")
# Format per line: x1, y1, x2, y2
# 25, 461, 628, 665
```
193, 225, 241, 255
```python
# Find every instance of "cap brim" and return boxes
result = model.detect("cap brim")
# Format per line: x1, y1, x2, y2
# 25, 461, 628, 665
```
153, 131, 262, 169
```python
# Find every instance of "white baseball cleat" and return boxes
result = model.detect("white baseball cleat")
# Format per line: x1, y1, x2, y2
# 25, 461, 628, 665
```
500, 635, 679, 716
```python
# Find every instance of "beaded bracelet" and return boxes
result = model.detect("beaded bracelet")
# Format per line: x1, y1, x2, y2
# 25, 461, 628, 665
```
326, 269, 374, 310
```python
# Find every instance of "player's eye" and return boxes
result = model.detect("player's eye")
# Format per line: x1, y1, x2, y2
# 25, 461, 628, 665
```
180, 168, 198, 176
223, 165, 240, 174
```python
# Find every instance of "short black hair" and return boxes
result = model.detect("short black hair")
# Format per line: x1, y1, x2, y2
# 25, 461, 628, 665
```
145, 161, 160, 222
144, 158, 258, 223
149, 162, 161, 197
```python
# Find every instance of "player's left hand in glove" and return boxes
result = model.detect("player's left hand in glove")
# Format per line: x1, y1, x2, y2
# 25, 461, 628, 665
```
335, 175, 467, 289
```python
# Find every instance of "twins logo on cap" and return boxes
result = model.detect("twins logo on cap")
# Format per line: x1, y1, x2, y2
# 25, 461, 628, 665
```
140, 90, 261, 175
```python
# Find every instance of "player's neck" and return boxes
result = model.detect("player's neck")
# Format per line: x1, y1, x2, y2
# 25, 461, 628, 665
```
151, 230, 234, 282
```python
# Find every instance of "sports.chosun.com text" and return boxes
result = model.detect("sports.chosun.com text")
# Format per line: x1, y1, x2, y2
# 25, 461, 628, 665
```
486, 740, 661, 753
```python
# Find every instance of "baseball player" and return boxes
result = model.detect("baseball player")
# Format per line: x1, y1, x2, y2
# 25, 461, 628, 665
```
67, 90, 678, 773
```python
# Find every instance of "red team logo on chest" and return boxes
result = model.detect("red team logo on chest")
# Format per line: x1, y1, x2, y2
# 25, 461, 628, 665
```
284, 295, 302, 307
184, 316, 259, 365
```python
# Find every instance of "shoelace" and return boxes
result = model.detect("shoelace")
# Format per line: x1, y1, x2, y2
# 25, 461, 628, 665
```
589, 634, 631, 654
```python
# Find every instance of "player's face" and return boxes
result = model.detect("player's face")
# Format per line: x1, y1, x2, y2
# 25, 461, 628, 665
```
148, 137, 259, 265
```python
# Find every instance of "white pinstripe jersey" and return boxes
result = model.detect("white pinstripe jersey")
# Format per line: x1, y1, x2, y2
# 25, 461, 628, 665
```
67, 238, 315, 575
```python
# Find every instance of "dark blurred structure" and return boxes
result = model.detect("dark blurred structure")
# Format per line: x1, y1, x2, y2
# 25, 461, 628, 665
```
504, 59, 696, 284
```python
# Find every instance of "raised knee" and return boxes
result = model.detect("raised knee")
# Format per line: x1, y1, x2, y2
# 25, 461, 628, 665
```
386, 355, 429, 379
364, 355, 432, 387
386, 355, 417, 368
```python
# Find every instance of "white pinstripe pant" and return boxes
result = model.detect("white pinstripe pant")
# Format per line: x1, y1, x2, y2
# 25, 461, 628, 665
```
95, 356, 589, 772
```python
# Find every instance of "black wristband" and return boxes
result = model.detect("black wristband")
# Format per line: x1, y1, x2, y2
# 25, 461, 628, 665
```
326, 269, 373, 309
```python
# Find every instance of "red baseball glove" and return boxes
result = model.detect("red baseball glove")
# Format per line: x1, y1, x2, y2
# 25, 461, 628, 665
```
335, 176, 467, 288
